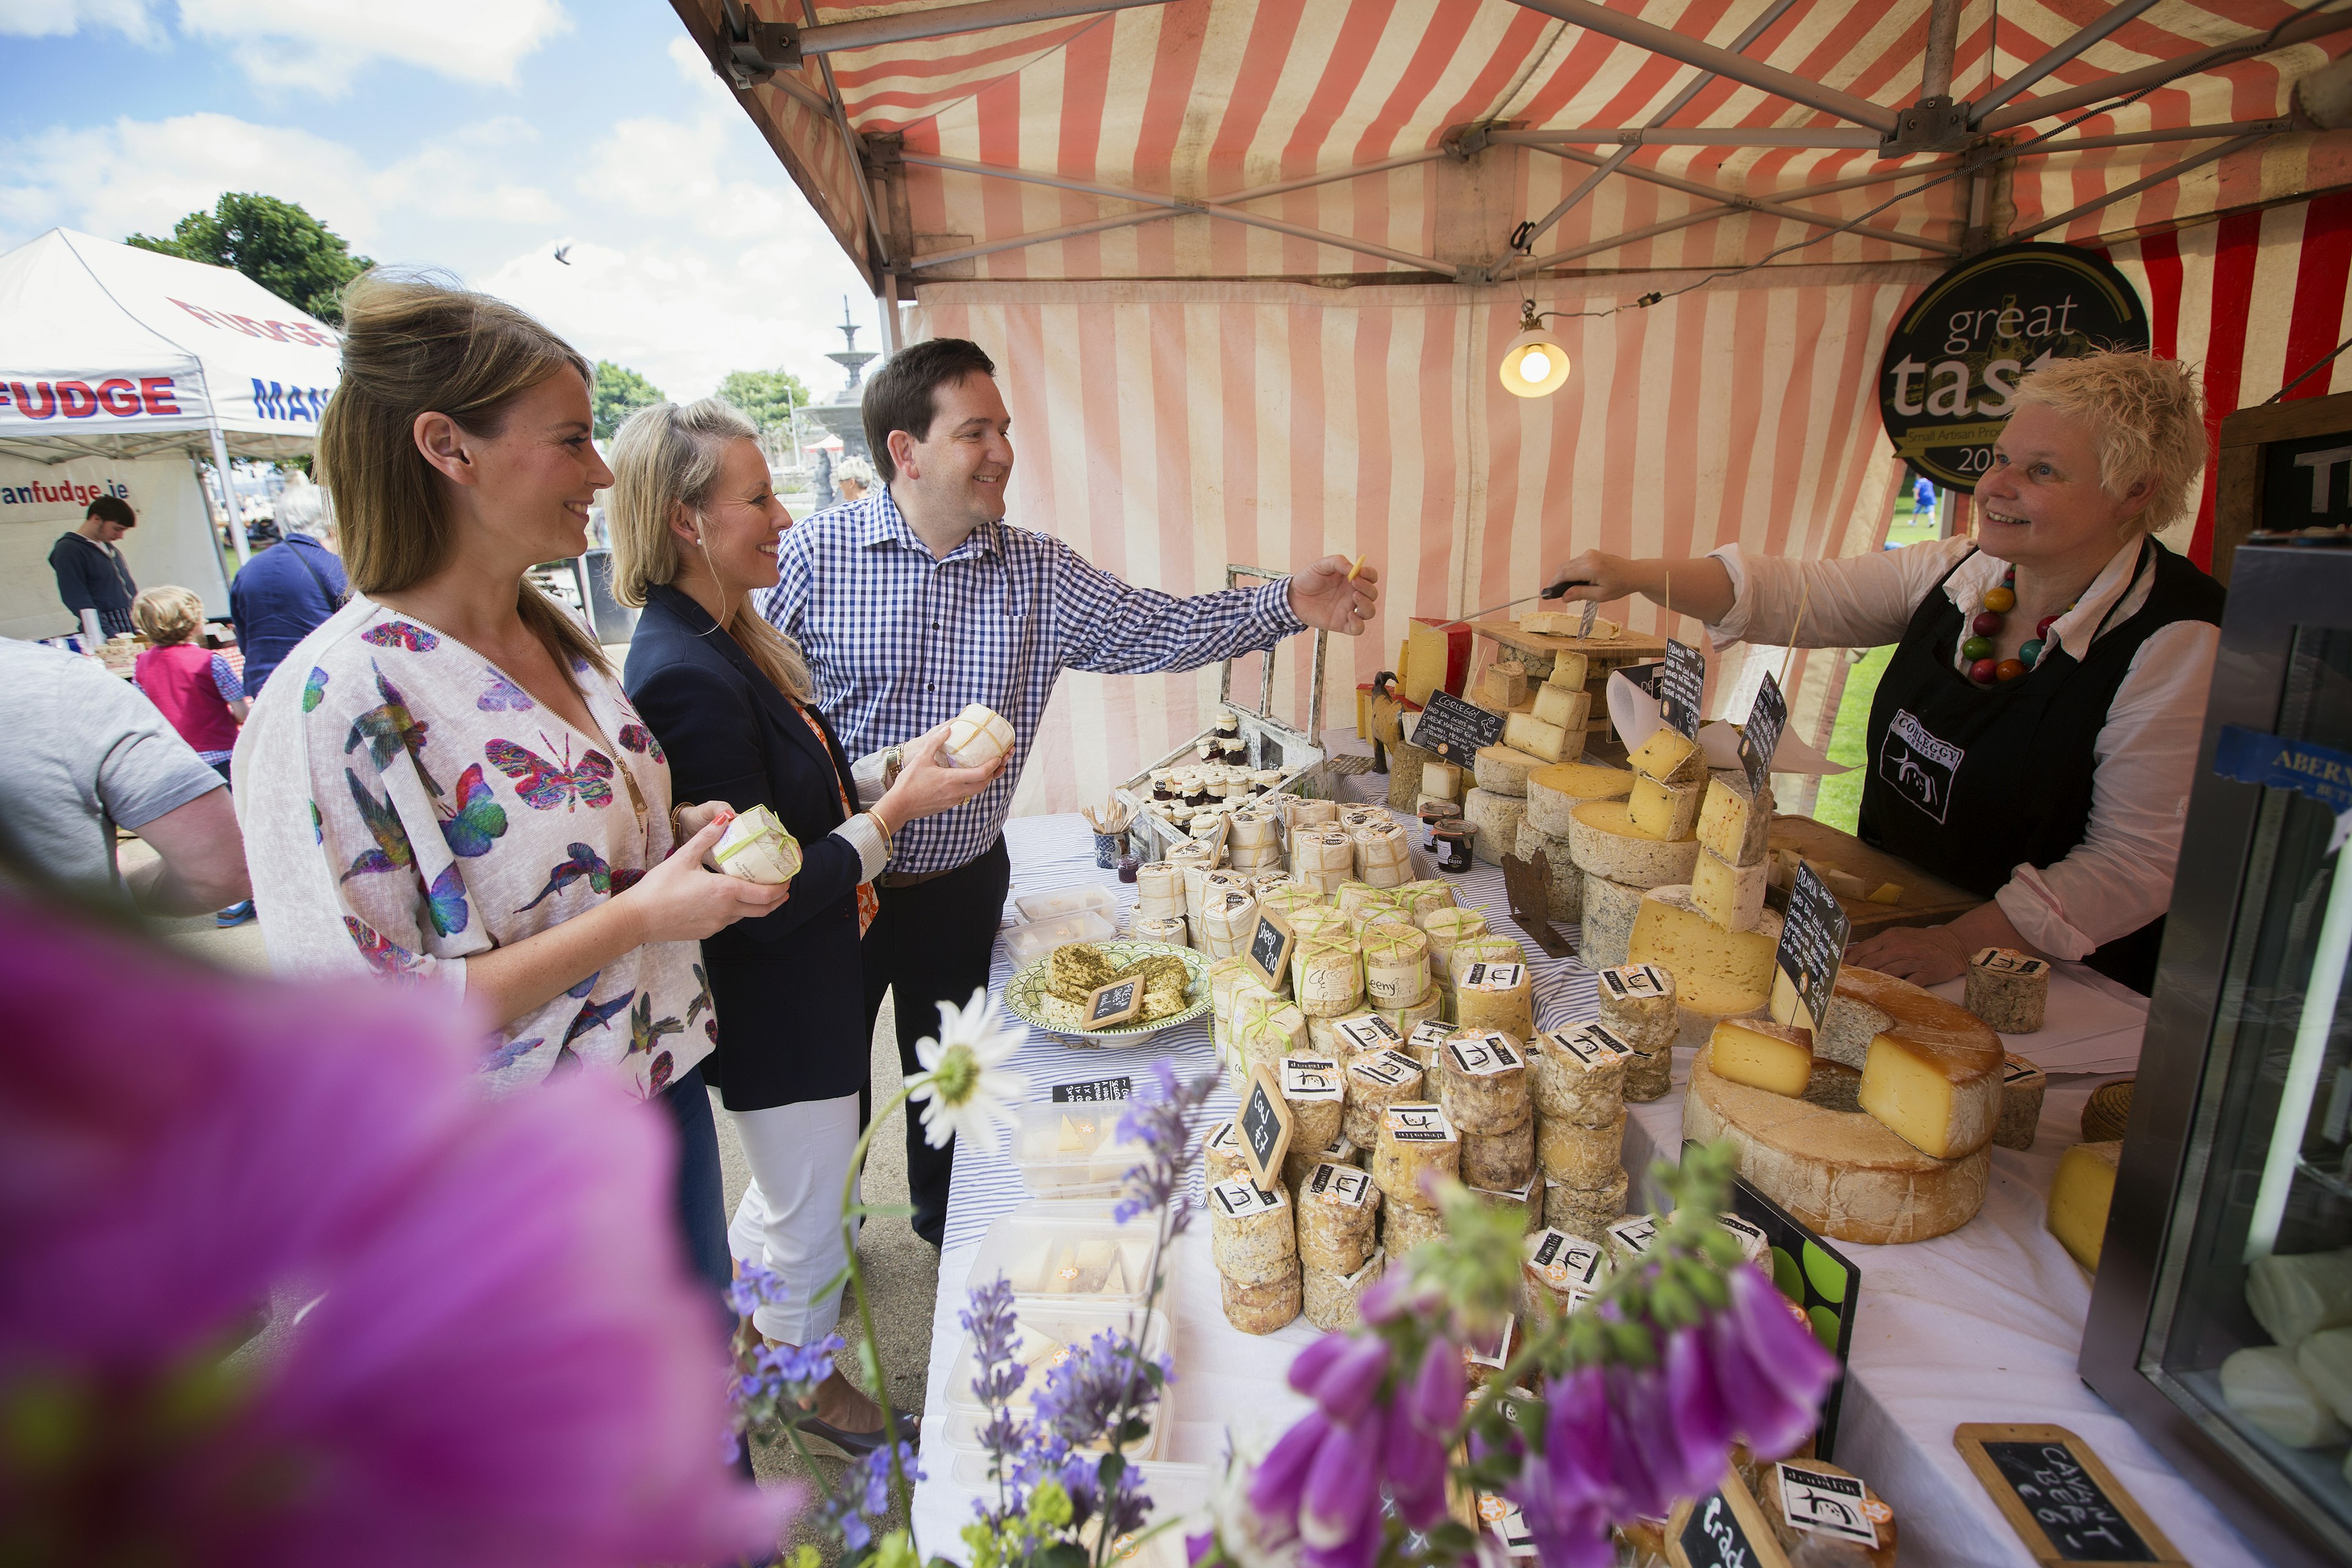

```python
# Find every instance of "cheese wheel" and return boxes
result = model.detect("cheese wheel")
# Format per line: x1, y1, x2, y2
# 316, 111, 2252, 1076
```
1453, 959, 1534, 1040
1525, 760, 1636, 837
1417, 905, 1488, 970
1438, 1029, 1533, 1133
1401, 1019, 1453, 1071
1258, 883, 1327, 922
1384, 1198, 1447, 1256
1285, 1131, 1358, 1196
1295, 1161, 1381, 1271
1233, 993, 1310, 1079
1595, 963, 1678, 1048
1339, 807, 1387, 835
1513, 820, 1584, 921
1543, 1169, 1629, 1243
1628, 886, 1784, 993
1967, 947, 2051, 1033
1529, 1024, 1632, 1126
1462, 788, 1528, 865
1228, 840, 1285, 874
1373, 989, 1444, 1041
1281, 1056, 1348, 1150
2047, 1139, 2120, 1271
1360, 925, 1432, 1006
1303, 1248, 1387, 1332
1579, 875, 1645, 969
1221, 1259, 1303, 1334
1341, 1048, 1427, 1148
1292, 829, 1355, 880
1683, 1044, 1990, 1244
1133, 913, 1190, 948
1291, 935, 1364, 1019
1463, 1121, 1537, 1191
1336, 882, 1394, 921
1567, 799, 1702, 888
1996, 1055, 2047, 1150
1536, 1109, 1626, 1187
1670, 968, 1773, 1050
1208, 956, 1261, 1020
1395, 880, 1455, 920
1353, 822, 1414, 884
1207, 1177, 1297, 1285
1203, 1119, 1248, 1184
1227, 806, 1279, 848
1835, 965, 2005, 1159
1371, 1102, 1460, 1212
1804, 1057, 1863, 1114
1287, 905, 1352, 944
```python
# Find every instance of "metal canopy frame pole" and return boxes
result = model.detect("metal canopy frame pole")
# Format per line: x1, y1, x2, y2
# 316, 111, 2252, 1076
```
799, 0, 893, 282
2010, 130, 2274, 239
1523, 141, 1962, 255
1970, 0, 2167, 122
1505, 126, 1883, 148
795, 0, 1172, 55
1978, 6, 2352, 132
1921, 0, 1962, 100
2014, 118, 2290, 154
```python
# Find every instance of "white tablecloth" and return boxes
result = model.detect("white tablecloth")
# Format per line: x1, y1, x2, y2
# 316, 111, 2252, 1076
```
908, 810, 2258, 1568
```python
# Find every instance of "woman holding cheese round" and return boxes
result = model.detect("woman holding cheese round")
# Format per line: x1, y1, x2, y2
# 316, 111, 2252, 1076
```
611, 398, 992, 1453
1549, 350, 2220, 995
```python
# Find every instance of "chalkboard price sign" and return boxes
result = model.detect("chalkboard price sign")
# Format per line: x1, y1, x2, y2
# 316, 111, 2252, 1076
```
1954, 1425, 2185, 1565
1085, 978, 1144, 1028
1666, 1475, 1790, 1568
1657, 638, 1706, 739
1740, 672, 1789, 798
1245, 911, 1298, 994
1773, 862, 1850, 1035
1412, 690, 1507, 762
1238, 1066, 1295, 1188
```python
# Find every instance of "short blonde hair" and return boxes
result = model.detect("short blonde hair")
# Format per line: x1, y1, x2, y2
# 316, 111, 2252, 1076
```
132, 586, 205, 646
607, 399, 815, 704
2010, 351, 2206, 535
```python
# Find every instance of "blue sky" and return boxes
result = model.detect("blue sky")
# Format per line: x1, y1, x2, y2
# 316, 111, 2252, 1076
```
0, 0, 880, 403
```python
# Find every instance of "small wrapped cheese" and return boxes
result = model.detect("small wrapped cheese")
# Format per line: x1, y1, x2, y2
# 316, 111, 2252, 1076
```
1227, 807, 1279, 850
1967, 947, 2052, 1033
1439, 1030, 1533, 1133
1233, 993, 1311, 1079
1221, 1257, 1303, 1335
1131, 912, 1191, 948
1303, 1248, 1387, 1332
1135, 860, 1183, 907
1195, 889, 1259, 959
1208, 956, 1264, 1025
1291, 935, 1365, 1019
1461, 1120, 1536, 1190
944, 703, 1016, 769
1360, 925, 1432, 1006
1996, 1055, 2048, 1150
1286, 905, 1352, 944
1402, 1018, 1454, 1071
1384, 1197, 1447, 1256
1417, 904, 1488, 968
1544, 1170, 1629, 1242
1537, 1109, 1626, 1188
711, 805, 804, 884
1353, 822, 1414, 888
1623, 1044, 1672, 1103
1284, 796, 1338, 828
1207, 1177, 1297, 1286
1257, 883, 1327, 922
1521, 1227, 1605, 1319
1295, 1160, 1382, 1271
1336, 882, 1392, 921
1203, 1119, 1249, 1184
1595, 963, 1678, 1049
1332, 1012, 1408, 1061
1281, 1056, 1348, 1151
2246, 1248, 2352, 1348
1373, 989, 1443, 1041
1341, 1048, 1427, 1147
1528, 1023, 1632, 1126
1293, 827, 1356, 881
1453, 959, 1534, 1040
2220, 1346, 2350, 1447
1372, 1102, 1460, 1212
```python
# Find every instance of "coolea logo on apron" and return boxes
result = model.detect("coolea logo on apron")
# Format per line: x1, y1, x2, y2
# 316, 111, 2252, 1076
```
1880, 709, 1965, 824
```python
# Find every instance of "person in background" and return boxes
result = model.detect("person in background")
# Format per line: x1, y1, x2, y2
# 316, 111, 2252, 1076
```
611, 398, 989, 1452
0, 638, 250, 916
230, 472, 349, 697
50, 494, 140, 647
832, 454, 874, 505
1913, 473, 1937, 514
760, 336, 1379, 1246
131, 586, 255, 927
235, 272, 790, 1329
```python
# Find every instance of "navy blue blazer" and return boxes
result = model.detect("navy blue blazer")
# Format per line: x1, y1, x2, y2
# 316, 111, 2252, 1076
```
624, 584, 868, 1110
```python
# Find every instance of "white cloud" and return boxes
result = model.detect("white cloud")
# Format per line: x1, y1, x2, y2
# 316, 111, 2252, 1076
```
0, 0, 165, 44
0, 113, 379, 246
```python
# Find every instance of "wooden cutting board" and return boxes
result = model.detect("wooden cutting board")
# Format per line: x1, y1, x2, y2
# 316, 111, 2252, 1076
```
1766, 814, 1983, 938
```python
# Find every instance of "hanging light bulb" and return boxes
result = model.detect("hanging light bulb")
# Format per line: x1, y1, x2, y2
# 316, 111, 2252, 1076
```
1499, 303, 1570, 399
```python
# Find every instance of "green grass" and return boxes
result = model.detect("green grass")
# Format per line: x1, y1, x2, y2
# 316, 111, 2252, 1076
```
1811, 643, 1891, 834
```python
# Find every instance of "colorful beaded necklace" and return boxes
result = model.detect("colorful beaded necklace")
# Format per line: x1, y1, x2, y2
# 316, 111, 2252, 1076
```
1963, 564, 2071, 686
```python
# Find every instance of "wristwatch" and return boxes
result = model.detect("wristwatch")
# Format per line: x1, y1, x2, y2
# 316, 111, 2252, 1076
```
882, 746, 904, 790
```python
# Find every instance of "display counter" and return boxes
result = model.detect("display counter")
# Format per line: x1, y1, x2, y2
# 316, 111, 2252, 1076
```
908, 810, 2260, 1567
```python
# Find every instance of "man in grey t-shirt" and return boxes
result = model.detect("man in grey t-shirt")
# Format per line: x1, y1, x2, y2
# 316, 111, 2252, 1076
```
0, 640, 251, 914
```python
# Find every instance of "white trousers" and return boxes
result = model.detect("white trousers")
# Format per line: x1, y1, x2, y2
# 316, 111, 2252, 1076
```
725, 1092, 862, 1346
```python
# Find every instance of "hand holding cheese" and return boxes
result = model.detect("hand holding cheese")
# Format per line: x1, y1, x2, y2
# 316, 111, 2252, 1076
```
711, 804, 802, 884
881, 717, 1005, 833
620, 815, 794, 944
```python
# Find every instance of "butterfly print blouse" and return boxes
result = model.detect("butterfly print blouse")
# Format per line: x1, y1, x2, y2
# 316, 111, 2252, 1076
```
232, 597, 710, 1099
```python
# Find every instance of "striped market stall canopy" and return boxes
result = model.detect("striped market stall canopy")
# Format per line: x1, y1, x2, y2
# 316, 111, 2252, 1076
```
670, 0, 2352, 816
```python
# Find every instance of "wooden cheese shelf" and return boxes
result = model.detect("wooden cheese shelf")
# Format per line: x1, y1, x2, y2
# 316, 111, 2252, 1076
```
1468, 618, 1666, 665
1766, 813, 1983, 938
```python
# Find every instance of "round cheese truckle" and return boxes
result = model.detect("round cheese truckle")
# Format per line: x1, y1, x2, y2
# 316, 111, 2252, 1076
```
943, 703, 1016, 769
1966, 946, 2051, 1033
1221, 1258, 1303, 1335
1542, 1169, 1629, 1242
1292, 935, 1365, 1019
1529, 1024, 1632, 1126
1340, 1048, 1426, 1148
1371, 1102, 1460, 1212
1295, 1160, 1381, 1272
712, 804, 803, 884
1361, 924, 1431, 1008
1303, 1249, 1387, 1332
1438, 1028, 1534, 1133
1567, 799, 1701, 889
1207, 1177, 1297, 1286
1524, 760, 1635, 839
1462, 788, 1527, 866
1384, 1199, 1446, 1257
1474, 745, 1544, 797
1595, 963, 1678, 1050
1536, 1109, 1626, 1188
1461, 1120, 1537, 1190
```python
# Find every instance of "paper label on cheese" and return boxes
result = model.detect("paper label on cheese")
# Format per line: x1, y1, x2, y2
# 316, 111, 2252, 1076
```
1717, 1213, 1770, 1263
1444, 1033, 1524, 1076
1282, 1058, 1346, 1098
1600, 963, 1673, 1001
1338, 1015, 1406, 1054
1383, 1102, 1455, 1142
1306, 1163, 1377, 1210
1526, 1228, 1604, 1289
1207, 1121, 1239, 1152
1776, 1463, 1877, 1547
1972, 947, 2051, 978
1352, 1050, 1419, 1088
1208, 1178, 1287, 1217
1547, 1022, 1635, 1069
1606, 1215, 1658, 1256
2002, 1057, 2046, 1085
1461, 962, 1527, 992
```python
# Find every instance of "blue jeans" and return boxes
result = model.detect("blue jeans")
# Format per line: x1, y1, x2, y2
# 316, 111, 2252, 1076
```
663, 1063, 733, 1306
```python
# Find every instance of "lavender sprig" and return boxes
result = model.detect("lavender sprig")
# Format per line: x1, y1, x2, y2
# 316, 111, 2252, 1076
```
1031, 1328, 1173, 1452
1114, 1060, 1215, 1233
819, 1441, 924, 1553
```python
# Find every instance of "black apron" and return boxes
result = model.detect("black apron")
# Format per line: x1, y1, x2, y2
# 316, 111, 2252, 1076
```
1856, 538, 2223, 995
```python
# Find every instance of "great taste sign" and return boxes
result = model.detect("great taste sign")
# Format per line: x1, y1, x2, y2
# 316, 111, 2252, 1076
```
1878, 241, 2150, 492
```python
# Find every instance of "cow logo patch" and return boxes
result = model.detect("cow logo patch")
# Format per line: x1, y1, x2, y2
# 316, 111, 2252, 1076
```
1880, 709, 1963, 824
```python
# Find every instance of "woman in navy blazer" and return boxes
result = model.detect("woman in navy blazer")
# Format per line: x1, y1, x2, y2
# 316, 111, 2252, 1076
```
611, 399, 994, 1453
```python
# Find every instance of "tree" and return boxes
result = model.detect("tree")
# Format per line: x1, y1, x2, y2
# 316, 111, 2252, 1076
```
127, 194, 372, 324
716, 368, 812, 435
591, 361, 665, 441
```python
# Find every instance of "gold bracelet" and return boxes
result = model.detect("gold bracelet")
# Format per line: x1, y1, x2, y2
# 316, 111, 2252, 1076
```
669, 802, 692, 842
864, 809, 894, 858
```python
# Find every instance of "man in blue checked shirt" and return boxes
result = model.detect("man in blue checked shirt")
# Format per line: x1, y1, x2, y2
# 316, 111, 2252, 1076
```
761, 336, 1379, 1245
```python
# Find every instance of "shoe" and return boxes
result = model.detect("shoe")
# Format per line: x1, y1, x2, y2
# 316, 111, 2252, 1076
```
796, 1405, 920, 1458
215, 901, 256, 927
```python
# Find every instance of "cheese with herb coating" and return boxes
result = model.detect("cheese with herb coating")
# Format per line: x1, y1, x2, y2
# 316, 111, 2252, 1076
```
1439, 1029, 1534, 1133
1207, 1178, 1297, 1285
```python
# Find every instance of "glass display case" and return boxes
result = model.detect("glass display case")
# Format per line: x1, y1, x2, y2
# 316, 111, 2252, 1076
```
2082, 537, 2352, 1567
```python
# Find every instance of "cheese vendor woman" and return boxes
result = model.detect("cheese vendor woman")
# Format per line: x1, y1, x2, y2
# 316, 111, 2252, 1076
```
1550, 350, 2221, 994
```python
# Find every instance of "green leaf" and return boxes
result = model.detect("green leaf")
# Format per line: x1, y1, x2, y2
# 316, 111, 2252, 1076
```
1096, 1451, 1126, 1486
846, 1202, 919, 1221
1426, 1522, 1478, 1555
1035, 1542, 1091, 1568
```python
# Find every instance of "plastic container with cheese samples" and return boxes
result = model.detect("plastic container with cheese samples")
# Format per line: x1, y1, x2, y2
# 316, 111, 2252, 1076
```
1003, 909, 1121, 971
941, 1302, 1175, 1458
1011, 1101, 1156, 1199
967, 1204, 1159, 1305
1014, 883, 1121, 925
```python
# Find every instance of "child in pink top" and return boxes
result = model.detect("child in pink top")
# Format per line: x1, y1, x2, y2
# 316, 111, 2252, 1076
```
132, 586, 253, 924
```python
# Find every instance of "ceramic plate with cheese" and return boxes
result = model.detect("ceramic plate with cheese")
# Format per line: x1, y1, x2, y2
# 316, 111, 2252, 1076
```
1005, 938, 1210, 1041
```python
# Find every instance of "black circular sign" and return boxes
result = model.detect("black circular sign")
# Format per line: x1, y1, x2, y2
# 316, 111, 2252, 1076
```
1878, 240, 2150, 492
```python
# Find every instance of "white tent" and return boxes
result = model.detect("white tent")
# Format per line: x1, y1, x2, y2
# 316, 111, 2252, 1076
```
0, 228, 343, 638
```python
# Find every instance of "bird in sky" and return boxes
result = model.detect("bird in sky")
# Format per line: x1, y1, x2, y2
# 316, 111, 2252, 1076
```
553, 244, 572, 265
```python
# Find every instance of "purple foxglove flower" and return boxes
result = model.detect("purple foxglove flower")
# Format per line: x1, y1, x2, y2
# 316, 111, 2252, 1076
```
1725, 1264, 1840, 1412
1406, 1335, 1465, 1435
1249, 1404, 1331, 1525
1602, 1363, 1683, 1520
1308, 1334, 1393, 1423
1287, 1330, 1355, 1397
1662, 1325, 1733, 1490
1380, 1404, 1449, 1531
1701, 1307, 1811, 1458
1539, 1366, 1616, 1512
1300, 1403, 1386, 1550
1300, 1501, 1385, 1568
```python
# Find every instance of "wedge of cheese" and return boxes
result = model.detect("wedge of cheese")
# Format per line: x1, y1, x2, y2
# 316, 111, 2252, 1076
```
2046, 1139, 2122, 1271
1473, 745, 1546, 797
1683, 1043, 1990, 1244
1695, 774, 1773, 867
1503, 711, 1573, 764
1626, 725, 1700, 783
1847, 967, 2005, 1161
1627, 774, 1703, 841
1579, 874, 1645, 970
1708, 1017, 1815, 1098
1690, 847, 1768, 933
1525, 760, 1635, 837
1463, 788, 1526, 866
1531, 682, 1591, 736
1545, 651, 1589, 690
1483, 662, 1531, 707
1672, 970, 1772, 1047
1567, 800, 1702, 888
1627, 886, 1782, 993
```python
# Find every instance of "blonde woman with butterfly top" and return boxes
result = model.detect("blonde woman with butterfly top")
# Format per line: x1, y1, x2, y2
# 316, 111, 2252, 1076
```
233, 277, 789, 1319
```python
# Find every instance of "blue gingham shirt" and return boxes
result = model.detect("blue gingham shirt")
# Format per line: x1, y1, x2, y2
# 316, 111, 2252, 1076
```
759, 488, 1305, 875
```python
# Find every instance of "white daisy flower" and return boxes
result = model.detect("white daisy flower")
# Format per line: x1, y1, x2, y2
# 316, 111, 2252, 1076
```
908, 987, 1028, 1152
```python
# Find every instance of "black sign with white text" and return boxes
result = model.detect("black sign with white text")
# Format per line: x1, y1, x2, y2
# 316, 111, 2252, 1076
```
1658, 639, 1705, 739
1740, 672, 1787, 798
1412, 690, 1507, 761
1775, 863, 1850, 1034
